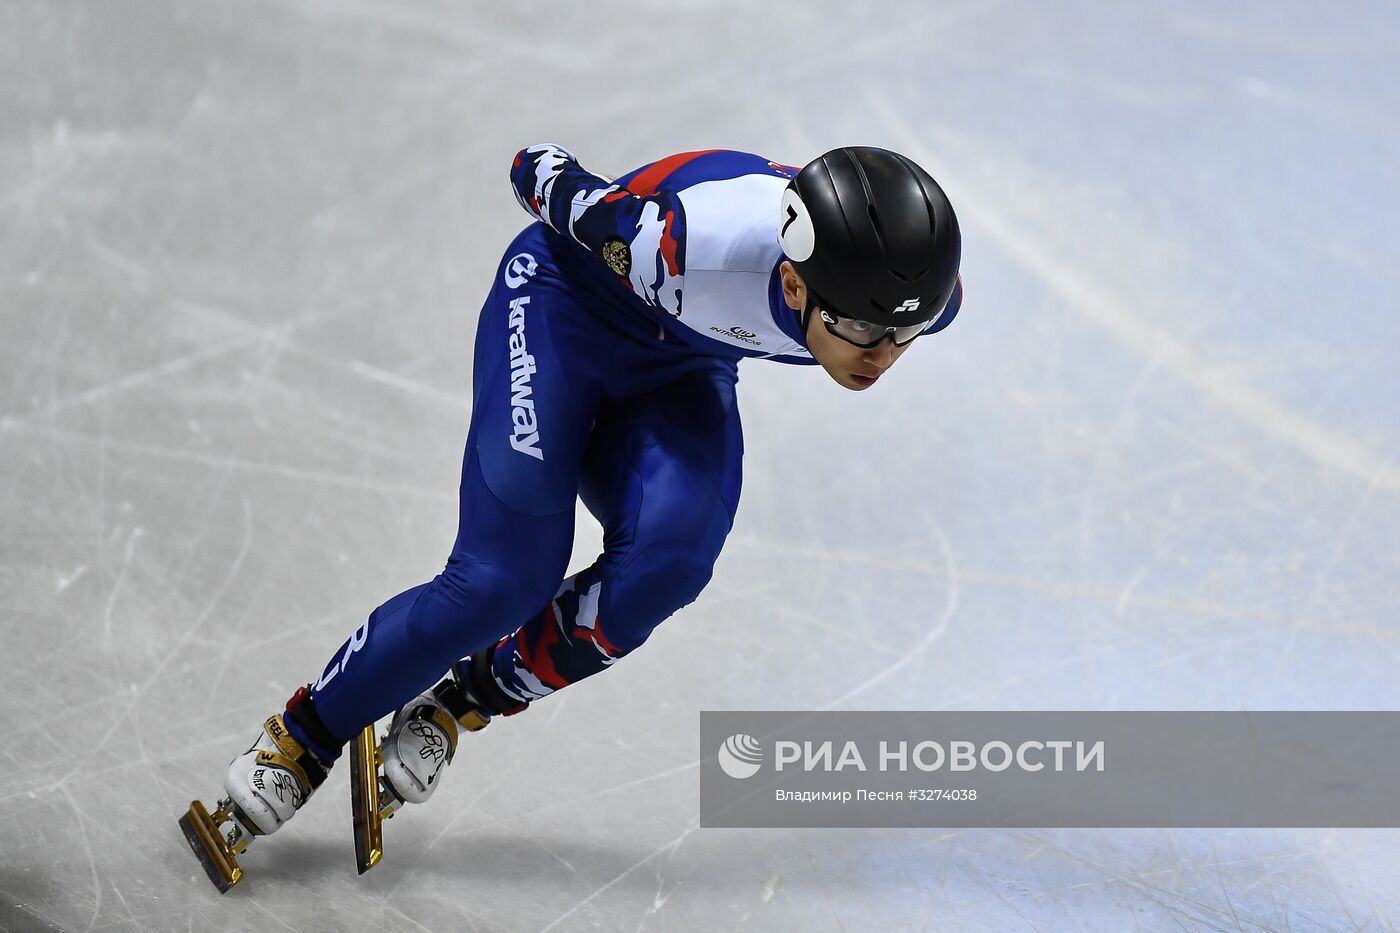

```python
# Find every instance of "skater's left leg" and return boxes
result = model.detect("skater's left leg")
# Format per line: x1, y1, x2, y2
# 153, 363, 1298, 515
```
487, 362, 744, 705
179, 229, 607, 888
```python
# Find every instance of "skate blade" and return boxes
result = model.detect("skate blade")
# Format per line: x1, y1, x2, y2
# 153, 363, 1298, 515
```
178, 800, 243, 893
351, 725, 383, 874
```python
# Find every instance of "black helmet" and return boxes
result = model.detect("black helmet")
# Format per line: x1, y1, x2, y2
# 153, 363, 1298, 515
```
779, 146, 961, 332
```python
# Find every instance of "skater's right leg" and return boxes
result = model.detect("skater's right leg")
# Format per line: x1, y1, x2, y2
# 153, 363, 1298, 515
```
181, 225, 610, 887
195, 479, 571, 889
254, 222, 616, 779
281, 225, 616, 763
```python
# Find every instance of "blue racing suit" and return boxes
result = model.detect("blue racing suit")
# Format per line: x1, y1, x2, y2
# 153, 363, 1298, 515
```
292, 146, 964, 751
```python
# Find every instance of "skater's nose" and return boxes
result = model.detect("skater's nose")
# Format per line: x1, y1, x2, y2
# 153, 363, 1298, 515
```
863, 338, 897, 369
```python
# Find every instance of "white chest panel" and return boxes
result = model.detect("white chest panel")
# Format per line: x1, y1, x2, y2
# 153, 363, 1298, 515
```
675, 174, 812, 359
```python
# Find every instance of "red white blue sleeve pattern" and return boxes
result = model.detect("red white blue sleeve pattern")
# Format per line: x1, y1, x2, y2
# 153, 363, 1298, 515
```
510, 143, 686, 317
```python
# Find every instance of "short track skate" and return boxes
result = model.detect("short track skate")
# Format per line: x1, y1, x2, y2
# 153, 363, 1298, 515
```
350, 672, 497, 874
178, 705, 330, 893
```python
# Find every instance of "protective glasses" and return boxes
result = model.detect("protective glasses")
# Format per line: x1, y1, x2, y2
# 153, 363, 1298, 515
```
817, 308, 929, 348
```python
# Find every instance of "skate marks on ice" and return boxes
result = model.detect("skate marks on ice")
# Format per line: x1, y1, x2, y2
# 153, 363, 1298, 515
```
815, 530, 959, 712
5, 1, 1400, 931
534, 820, 701, 933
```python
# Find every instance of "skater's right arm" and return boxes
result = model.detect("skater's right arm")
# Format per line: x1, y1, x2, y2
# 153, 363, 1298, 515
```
510, 144, 686, 317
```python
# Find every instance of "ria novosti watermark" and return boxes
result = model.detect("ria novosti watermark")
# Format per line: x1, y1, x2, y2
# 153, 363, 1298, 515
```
700, 711, 1400, 828
720, 734, 1104, 778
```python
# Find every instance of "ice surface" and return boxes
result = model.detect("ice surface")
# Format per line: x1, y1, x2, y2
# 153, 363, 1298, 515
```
3, 1, 1399, 930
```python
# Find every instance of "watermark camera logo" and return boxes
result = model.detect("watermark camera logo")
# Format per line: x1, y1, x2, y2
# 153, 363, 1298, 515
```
717, 733, 764, 779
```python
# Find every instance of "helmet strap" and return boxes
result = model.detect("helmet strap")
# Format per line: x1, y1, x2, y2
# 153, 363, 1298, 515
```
799, 293, 817, 343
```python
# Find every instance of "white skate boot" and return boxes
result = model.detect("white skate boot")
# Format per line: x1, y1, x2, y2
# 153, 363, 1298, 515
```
222, 713, 324, 835
379, 690, 468, 805
178, 693, 333, 893
351, 654, 525, 873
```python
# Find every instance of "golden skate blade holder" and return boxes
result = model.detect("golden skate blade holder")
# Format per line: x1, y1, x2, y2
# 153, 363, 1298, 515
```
177, 799, 245, 893
351, 724, 386, 874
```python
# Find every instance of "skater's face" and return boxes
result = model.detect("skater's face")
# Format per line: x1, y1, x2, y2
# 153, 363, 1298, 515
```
780, 262, 913, 391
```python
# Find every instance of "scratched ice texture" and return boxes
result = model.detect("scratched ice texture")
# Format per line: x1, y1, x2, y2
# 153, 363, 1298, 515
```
2, 1, 1399, 931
